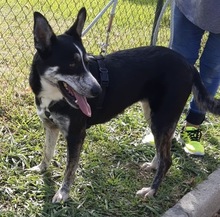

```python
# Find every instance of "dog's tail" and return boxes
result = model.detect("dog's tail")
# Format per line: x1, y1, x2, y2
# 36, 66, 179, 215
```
192, 66, 220, 115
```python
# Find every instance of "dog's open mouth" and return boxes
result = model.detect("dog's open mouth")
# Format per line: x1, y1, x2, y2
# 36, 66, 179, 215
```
58, 81, 91, 117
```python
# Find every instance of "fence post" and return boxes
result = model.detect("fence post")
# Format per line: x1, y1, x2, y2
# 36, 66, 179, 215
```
150, 0, 164, 45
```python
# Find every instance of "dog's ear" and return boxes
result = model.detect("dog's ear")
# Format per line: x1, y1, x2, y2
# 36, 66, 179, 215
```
65, 7, 86, 39
33, 12, 56, 54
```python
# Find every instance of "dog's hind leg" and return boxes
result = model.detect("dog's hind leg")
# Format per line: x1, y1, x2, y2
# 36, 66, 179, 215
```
141, 100, 151, 126
141, 100, 156, 145
141, 154, 158, 171
136, 122, 174, 198
29, 125, 59, 173
52, 129, 86, 203
137, 82, 190, 199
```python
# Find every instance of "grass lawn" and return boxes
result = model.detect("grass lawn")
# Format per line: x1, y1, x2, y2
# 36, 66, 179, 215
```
1, 0, 220, 216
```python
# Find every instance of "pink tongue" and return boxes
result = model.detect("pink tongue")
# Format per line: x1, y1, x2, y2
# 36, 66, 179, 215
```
74, 91, 91, 117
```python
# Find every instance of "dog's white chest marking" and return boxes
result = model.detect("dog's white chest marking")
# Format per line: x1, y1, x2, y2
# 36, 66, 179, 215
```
39, 67, 63, 102
37, 69, 70, 136
37, 71, 63, 120
37, 98, 52, 120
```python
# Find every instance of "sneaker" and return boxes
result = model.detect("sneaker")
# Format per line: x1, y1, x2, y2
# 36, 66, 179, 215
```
180, 126, 204, 156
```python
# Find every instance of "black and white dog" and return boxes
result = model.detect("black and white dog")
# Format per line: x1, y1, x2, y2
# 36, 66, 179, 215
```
29, 7, 220, 203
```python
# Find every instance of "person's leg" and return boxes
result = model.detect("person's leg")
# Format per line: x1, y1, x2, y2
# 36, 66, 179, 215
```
200, 33, 220, 95
183, 33, 220, 155
170, 5, 208, 155
170, 5, 205, 65
187, 32, 220, 125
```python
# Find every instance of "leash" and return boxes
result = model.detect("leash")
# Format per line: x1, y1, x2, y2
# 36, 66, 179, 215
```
95, 55, 109, 109
100, 1, 118, 56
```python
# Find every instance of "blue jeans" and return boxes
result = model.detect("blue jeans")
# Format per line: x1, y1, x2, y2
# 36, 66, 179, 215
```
170, 5, 220, 125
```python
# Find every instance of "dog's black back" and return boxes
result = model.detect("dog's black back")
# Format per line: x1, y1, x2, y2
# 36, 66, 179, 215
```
87, 46, 193, 126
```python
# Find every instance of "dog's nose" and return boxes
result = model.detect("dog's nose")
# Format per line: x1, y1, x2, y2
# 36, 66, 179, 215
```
91, 85, 102, 97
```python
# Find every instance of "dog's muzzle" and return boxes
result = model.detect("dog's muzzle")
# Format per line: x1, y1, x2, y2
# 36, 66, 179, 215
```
58, 81, 101, 117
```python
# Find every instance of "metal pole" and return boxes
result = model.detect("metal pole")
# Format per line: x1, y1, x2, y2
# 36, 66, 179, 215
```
151, 0, 173, 45
82, 0, 115, 36
150, 0, 164, 45
101, 0, 118, 55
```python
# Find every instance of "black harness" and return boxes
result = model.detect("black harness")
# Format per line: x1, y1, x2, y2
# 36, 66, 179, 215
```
95, 55, 109, 109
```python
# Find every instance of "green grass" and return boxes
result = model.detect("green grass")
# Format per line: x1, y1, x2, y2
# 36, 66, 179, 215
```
1, 0, 220, 216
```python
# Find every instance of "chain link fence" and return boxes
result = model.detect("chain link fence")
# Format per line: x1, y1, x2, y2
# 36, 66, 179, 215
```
0, 0, 171, 114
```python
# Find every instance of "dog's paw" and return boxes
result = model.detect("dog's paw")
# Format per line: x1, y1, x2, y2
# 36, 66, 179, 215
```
136, 187, 155, 199
28, 163, 47, 173
141, 162, 156, 171
52, 189, 69, 203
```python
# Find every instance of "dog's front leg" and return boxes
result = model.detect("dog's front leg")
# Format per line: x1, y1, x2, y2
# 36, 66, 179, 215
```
52, 130, 86, 203
29, 125, 59, 173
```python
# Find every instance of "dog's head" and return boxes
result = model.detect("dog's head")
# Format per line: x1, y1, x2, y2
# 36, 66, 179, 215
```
32, 8, 102, 117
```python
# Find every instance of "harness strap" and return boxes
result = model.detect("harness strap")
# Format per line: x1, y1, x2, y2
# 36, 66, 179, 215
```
96, 55, 109, 109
